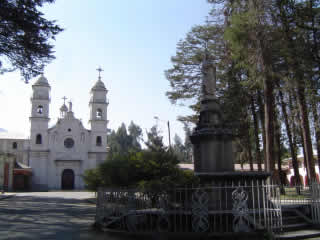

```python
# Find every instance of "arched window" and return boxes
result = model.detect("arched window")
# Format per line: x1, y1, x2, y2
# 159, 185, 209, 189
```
96, 109, 102, 119
12, 142, 17, 149
37, 105, 43, 114
36, 134, 42, 144
96, 136, 102, 146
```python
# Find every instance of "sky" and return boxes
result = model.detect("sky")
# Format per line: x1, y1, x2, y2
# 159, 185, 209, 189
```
0, 0, 211, 145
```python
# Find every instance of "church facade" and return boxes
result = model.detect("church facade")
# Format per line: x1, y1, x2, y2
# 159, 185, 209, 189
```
0, 73, 108, 191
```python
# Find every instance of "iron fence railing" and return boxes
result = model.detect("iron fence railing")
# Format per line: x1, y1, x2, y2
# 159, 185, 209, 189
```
311, 182, 320, 224
272, 181, 320, 225
95, 181, 282, 234
279, 185, 312, 206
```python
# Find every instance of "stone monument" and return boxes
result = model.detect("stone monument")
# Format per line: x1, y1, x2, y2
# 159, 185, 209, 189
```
190, 50, 269, 185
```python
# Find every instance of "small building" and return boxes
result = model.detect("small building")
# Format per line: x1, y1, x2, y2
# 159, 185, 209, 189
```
286, 155, 320, 186
0, 153, 15, 191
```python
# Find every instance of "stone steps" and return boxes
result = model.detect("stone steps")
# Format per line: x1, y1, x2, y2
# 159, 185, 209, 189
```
275, 229, 320, 239
274, 207, 319, 239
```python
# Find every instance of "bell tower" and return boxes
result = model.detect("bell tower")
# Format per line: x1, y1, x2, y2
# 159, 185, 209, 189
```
30, 74, 51, 150
89, 67, 108, 153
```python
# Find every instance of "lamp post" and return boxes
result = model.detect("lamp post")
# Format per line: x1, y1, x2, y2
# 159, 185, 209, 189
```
154, 116, 171, 149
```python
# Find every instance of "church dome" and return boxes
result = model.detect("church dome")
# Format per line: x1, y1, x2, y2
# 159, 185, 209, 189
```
33, 74, 50, 87
60, 103, 68, 113
91, 79, 107, 91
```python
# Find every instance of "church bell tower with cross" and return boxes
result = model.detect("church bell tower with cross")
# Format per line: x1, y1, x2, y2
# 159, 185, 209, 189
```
89, 67, 109, 155
30, 74, 51, 150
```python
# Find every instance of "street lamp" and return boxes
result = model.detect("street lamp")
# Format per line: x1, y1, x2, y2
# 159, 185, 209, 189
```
154, 116, 171, 149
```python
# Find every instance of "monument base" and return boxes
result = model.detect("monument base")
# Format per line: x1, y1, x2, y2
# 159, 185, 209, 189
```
196, 171, 270, 185
195, 171, 271, 212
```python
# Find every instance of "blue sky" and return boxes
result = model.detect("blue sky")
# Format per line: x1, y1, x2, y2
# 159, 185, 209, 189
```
0, 0, 210, 144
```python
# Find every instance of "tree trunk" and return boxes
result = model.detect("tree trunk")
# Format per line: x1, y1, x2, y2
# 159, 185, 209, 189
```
296, 83, 316, 182
277, 1, 316, 183
275, 112, 286, 193
251, 95, 262, 171
257, 91, 266, 170
244, 109, 254, 171
312, 104, 320, 177
264, 76, 275, 175
274, 112, 286, 192
279, 89, 301, 186
247, 131, 254, 171
309, 84, 320, 177
301, 130, 308, 186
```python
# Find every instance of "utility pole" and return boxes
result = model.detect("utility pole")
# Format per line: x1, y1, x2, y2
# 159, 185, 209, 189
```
154, 116, 172, 149
167, 120, 171, 149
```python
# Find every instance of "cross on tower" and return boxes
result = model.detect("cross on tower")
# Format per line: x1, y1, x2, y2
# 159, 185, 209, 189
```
62, 96, 67, 105
96, 66, 104, 80
62, 96, 68, 104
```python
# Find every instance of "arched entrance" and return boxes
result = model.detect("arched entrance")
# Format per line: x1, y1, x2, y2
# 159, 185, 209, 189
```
61, 169, 75, 190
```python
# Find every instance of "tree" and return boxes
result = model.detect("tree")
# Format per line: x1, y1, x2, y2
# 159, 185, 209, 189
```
107, 122, 143, 157
0, 0, 63, 82
165, 23, 226, 123
83, 146, 198, 191
165, 0, 319, 183
172, 134, 185, 162
144, 125, 166, 152
128, 121, 143, 150
82, 168, 101, 191
183, 122, 193, 163
275, 0, 317, 181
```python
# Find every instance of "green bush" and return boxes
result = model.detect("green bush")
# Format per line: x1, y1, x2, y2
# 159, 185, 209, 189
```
82, 150, 199, 191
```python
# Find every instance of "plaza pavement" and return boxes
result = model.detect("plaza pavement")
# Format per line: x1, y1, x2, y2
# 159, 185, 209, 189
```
0, 191, 130, 240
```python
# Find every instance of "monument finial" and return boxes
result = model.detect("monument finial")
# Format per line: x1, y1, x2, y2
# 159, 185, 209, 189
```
96, 66, 104, 81
201, 48, 216, 98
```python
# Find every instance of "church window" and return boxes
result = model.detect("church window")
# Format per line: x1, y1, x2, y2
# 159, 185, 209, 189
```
81, 133, 85, 143
36, 134, 42, 144
37, 105, 43, 114
96, 136, 102, 146
12, 142, 17, 149
64, 138, 75, 148
96, 109, 102, 119
68, 128, 71, 132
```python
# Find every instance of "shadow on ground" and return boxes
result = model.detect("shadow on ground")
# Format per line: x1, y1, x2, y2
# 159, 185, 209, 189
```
0, 195, 132, 240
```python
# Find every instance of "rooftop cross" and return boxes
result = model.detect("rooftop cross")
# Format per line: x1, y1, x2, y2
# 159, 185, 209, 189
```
62, 96, 67, 105
96, 66, 104, 80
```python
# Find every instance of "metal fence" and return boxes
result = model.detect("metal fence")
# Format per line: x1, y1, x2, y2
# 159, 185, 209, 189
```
311, 182, 320, 224
272, 181, 320, 226
95, 181, 282, 234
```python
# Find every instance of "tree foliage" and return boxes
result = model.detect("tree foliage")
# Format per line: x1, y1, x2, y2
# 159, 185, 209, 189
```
165, 0, 320, 184
83, 124, 198, 191
107, 122, 143, 157
0, 0, 63, 82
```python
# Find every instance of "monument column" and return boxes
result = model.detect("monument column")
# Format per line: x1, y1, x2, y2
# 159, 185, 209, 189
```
190, 49, 269, 185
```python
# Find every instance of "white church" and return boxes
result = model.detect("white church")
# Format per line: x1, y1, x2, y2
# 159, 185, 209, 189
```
0, 71, 108, 191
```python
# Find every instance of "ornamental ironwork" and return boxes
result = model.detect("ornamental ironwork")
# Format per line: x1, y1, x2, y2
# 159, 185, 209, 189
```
232, 187, 250, 232
192, 188, 209, 232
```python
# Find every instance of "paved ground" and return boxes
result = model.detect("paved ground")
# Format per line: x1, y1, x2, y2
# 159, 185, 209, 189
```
0, 192, 131, 240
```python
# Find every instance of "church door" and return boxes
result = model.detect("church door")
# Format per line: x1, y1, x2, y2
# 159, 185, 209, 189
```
61, 169, 75, 190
